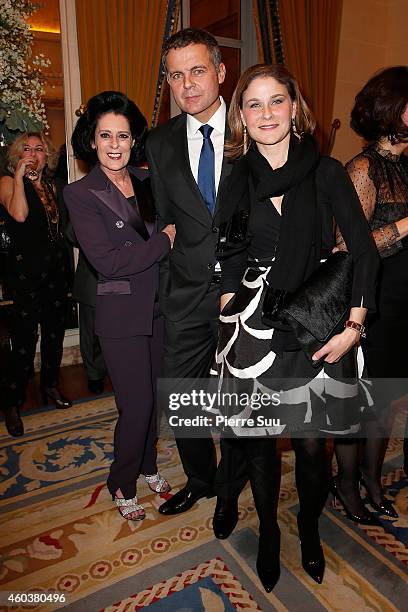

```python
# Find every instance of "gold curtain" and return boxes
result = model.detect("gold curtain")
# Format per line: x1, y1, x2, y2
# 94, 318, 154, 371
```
279, 0, 343, 152
75, 0, 169, 124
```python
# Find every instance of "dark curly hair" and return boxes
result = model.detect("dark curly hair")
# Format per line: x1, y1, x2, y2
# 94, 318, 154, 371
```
350, 66, 408, 143
71, 91, 148, 166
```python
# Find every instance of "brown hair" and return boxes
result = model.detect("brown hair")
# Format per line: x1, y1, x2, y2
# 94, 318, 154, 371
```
8, 131, 58, 178
162, 28, 222, 71
225, 64, 315, 159
350, 66, 408, 143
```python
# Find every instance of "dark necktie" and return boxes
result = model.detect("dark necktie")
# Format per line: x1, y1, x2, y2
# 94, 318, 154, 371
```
198, 124, 215, 215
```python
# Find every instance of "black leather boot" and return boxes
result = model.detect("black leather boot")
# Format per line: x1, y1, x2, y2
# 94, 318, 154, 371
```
213, 497, 239, 539
297, 513, 325, 584
4, 406, 24, 437
256, 528, 281, 593
242, 438, 280, 593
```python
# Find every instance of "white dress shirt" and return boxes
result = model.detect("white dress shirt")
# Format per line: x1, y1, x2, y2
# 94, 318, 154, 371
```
186, 97, 226, 195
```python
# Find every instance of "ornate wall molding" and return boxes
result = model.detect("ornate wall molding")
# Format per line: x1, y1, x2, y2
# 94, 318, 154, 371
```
59, 0, 84, 183
151, 0, 181, 127
253, 0, 284, 64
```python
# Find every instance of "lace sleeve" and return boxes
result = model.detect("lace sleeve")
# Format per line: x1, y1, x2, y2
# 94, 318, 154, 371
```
336, 156, 402, 257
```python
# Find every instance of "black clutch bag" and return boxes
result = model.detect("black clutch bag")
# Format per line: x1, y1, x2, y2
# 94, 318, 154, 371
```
262, 252, 353, 367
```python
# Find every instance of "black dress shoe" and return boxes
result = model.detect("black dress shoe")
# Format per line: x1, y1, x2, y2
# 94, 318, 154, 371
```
213, 497, 239, 539
297, 514, 325, 584
41, 386, 72, 409
360, 476, 398, 519
88, 378, 105, 395
365, 497, 398, 519
330, 478, 382, 526
256, 531, 281, 593
158, 486, 214, 515
4, 406, 24, 437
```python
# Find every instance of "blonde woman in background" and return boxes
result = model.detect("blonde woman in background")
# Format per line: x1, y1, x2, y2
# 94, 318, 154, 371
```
0, 132, 72, 437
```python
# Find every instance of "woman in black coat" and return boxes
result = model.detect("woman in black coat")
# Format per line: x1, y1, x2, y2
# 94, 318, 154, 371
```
215, 64, 379, 593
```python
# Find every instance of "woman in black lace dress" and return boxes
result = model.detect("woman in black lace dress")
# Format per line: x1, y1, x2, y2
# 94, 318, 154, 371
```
334, 66, 408, 521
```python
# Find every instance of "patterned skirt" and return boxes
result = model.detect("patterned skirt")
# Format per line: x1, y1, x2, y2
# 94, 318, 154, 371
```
215, 264, 368, 437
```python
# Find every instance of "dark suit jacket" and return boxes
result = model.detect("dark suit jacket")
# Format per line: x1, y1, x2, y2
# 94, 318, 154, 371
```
146, 112, 238, 322
64, 209, 98, 307
63, 164, 170, 338
63, 167, 151, 308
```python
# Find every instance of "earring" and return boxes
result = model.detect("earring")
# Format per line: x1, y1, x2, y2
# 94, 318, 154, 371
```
243, 125, 248, 154
388, 132, 397, 145
292, 117, 301, 140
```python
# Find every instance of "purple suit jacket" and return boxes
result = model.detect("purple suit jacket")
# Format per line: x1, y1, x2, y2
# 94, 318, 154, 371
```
63, 164, 170, 338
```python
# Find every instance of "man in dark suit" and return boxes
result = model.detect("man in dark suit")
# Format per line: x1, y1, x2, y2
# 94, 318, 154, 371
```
146, 28, 246, 536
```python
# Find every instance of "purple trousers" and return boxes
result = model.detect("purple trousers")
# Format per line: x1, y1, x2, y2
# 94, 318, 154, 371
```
100, 312, 164, 499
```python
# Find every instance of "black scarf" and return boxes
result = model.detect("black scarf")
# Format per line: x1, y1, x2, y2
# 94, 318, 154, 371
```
245, 134, 321, 291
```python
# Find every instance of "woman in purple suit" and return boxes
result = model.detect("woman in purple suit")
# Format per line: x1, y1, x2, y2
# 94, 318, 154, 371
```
64, 91, 176, 520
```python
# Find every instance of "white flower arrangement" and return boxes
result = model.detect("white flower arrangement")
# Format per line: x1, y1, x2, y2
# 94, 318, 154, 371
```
0, 0, 51, 143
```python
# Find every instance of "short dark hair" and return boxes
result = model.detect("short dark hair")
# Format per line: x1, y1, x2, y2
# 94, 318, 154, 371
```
71, 91, 148, 166
350, 66, 408, 143
162, 28, 221, 71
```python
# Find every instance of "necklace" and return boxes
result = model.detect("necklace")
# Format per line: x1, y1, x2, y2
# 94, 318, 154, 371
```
34, 179, 60, 242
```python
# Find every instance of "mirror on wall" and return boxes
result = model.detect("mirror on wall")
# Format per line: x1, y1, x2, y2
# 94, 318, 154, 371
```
28, 0, 65, 149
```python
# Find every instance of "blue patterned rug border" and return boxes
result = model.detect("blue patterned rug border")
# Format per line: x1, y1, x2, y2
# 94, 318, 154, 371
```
61, 530, 274, 612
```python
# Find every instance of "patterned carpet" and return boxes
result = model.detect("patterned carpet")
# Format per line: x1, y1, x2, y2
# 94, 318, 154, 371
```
0, 397, 407, 611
